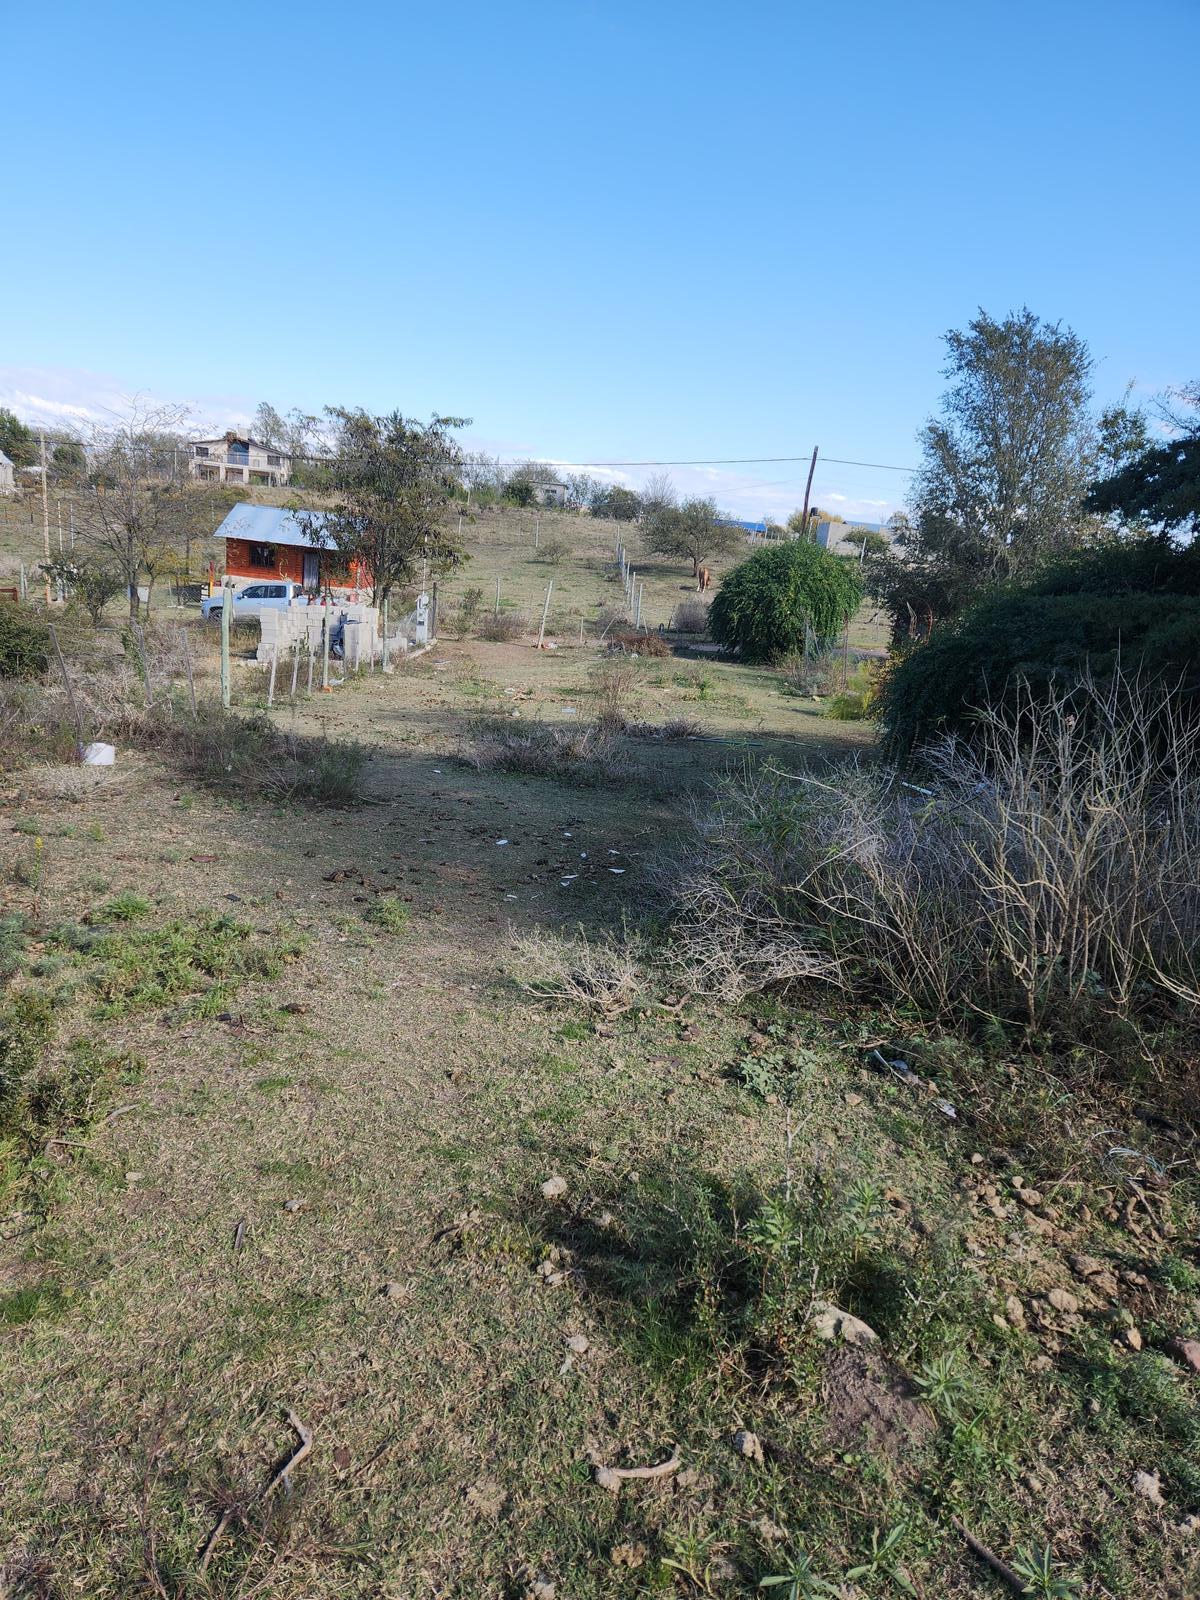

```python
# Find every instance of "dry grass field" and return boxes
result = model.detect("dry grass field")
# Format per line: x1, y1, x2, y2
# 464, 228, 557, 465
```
1, 559, 1197, 1600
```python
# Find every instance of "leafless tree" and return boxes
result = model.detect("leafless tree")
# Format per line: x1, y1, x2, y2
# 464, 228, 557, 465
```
72, 399, 201, 619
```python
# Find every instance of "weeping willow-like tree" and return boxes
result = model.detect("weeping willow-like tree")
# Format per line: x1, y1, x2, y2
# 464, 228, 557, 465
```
708, 540, 863, 662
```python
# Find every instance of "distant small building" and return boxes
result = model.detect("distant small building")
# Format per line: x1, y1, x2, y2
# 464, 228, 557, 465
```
815, 518, 897, 556
0, 450, 15, 495
190, 432, 291, 487
213, 503, 346, 592
533, 478, 568, 508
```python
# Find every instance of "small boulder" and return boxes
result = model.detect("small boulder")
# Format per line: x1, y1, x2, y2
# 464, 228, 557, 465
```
731, 1429, 764, 1463
1132, 1469, 1165, 1507
810, 1301, 879, 1346
1165, 1337, 1200, 1374
541, 1175, 569, 1201
1048, 1287, 1079, 1316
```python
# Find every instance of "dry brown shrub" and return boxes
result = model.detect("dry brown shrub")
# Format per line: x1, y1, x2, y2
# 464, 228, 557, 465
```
508, 925, 647, 1014
667, 671, 1200, 1033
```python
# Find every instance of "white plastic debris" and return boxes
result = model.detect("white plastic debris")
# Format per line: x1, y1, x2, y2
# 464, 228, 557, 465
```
609, 868, 626, 874
561, 706, 578, 716
82, 742, 115, 766
496, 839, 509, 846
935, 1098, 958, 1119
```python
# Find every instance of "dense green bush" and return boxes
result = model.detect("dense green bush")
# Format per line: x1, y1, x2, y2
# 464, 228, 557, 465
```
879, 540, 1200, 760
708, 541, 863, 662
0, 603, 51, 679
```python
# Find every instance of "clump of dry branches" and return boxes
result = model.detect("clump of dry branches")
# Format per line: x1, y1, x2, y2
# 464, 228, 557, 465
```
666, 670, 1200, 1034
508, 926, 648, 1015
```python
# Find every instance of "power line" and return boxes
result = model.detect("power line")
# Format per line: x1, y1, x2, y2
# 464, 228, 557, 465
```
483, 453, 918, 473
279, 447, 917, 474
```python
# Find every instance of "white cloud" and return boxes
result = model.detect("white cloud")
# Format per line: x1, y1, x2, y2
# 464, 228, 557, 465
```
0, 363, 255, 437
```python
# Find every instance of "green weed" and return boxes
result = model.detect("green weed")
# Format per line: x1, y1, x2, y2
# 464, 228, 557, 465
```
364, 895, 409, 934
87, 916, 301, 1019
98, 891, 151, 922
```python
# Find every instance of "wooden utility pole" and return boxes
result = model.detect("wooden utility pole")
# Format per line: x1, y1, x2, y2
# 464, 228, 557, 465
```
40, 433, 51, 604
800, 445, 819, 536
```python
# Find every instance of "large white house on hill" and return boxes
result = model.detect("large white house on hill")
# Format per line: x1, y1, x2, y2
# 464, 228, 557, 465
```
189, 432, 291, 487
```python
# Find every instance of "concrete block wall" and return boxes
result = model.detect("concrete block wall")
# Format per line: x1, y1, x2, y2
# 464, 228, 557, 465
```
255, 602, 417, 665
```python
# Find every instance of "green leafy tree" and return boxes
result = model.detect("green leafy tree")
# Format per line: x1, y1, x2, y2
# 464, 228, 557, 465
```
49, 439, 87, 480
305, 408, 468, 606
843, 526, 890, 559
1086, 381, 1200, 539
871, 308, 1099, 637
252, 401, 289, 449
708, 540, 863, 662
0, 408, 36, 467
645, 495, 742, 576
590, 483, 642, 521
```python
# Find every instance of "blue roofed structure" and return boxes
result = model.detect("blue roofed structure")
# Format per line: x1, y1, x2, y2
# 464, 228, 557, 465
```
212, 502, 334, 549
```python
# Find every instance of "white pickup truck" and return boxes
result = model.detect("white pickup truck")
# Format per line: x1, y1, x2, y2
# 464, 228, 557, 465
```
200, 580, 309, 623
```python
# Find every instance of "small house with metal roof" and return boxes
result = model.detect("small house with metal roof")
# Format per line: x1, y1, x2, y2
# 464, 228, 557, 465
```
212, 503, 362, 593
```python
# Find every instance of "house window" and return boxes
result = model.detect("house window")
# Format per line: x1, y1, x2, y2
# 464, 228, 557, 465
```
225, 467, 245, 481
267, 454, 281, 467
248, 543, 276, 569
194, 445, 209, 457
198, 466, 218, 480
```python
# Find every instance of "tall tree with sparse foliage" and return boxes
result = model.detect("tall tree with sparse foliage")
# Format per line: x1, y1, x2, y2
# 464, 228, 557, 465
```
866, 308, 1144, 637
305, 409, 468, 606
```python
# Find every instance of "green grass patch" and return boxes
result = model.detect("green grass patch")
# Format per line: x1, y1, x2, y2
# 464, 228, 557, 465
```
98, 891, 152, 922
86, 915, 301, 1019
0, 1280, 68, 1327
364, 895, 409, 934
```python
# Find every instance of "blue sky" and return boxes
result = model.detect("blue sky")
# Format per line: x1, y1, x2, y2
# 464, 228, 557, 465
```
2, 0, 1197, 520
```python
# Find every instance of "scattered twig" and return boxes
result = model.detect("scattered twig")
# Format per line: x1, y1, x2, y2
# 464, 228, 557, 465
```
951, 1517, 1025, 1593
198, 1410, 312, 1574
595, 1448, 681, 1491
232, 1217, 246, 1252
101, 1102, 138, 1126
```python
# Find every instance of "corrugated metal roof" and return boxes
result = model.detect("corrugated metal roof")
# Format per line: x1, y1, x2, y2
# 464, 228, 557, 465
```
213, 502, 333, 550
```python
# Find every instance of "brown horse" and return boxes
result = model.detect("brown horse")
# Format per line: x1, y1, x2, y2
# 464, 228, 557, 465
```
696, 566, 712, 592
